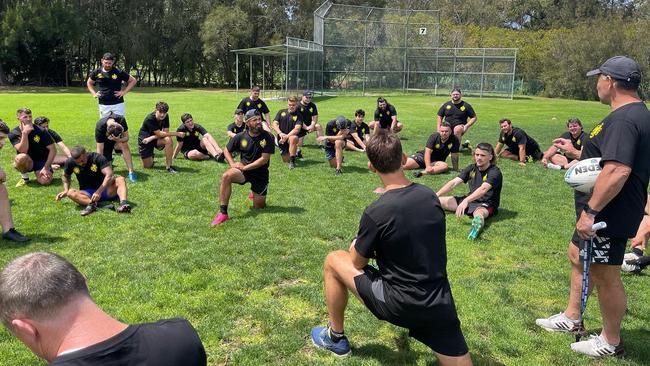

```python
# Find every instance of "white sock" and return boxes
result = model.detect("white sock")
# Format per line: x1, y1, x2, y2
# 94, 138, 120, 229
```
21, 173, 29, 180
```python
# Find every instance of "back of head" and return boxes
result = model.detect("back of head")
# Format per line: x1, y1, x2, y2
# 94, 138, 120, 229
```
107, 123, 124, 137
0, 119, 9, 134
0, 252, 89, 327
366, 130, 402, 173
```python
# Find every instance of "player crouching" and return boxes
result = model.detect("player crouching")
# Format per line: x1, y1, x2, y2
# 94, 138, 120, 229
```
318, 116, 350, 175
55, 146, 131, 216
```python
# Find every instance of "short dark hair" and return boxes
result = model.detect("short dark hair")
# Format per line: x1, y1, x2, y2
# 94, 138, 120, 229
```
0, 120, 9, 134
155, 101, 169, 113
366, 130, 403, 173
377, 97, 387, 104
355, 109, 365, 117
567, 117, 582, 127
440, 121, 452, 130
287, 96, 297, 103
475, 142, 497, 165
451, 87, 462, 93
499, 118, 512, 125
34, 116, 49, 126
70, 146, 87, 159
0, 252, 90, 326
251, 85, 261, 91
101, 52, 115, 61
181, 113, 193, 123
613, 78, 640, 91
16, 108, 31, 117
107, 124, 123, 137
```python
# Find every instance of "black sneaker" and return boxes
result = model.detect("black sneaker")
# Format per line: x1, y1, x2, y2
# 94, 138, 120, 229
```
167, 166, 179, 174
214, 153, 225, 163
2, 228, 30, 242
80, 203, 97, 216
335, 168, 342, 176
297, 150, 304, 159
413, 170, 423, 178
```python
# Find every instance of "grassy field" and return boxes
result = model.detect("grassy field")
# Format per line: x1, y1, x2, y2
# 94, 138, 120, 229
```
0, 88, 648, 365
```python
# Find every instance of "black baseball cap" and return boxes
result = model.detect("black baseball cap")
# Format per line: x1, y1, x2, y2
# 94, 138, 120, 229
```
303, 90, 313, 97
244, 109, 261, 121
335, 116, 349, 130
234, 108, 244, 115
586, 56, 641, 83
102, 52, 115, 61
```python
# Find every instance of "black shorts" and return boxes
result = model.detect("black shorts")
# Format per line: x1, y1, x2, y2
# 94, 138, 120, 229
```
138, 139, 164, 159
505, 147, 543, 162
454, 196, 497, 217
378, 120, 398, 129
236, 170, 269, 196
409, 151, 426, 169
354, 266, 469, 357
183, 146, 209, 159
102, 140, 117, 162
571, 233, 626, 265
447, 120, 466, 130
298, 123, 312, 138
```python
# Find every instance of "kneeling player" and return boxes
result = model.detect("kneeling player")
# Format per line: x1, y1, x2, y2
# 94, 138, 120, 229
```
9, 108, 55, 186
310, 131, 472, 365
494, 118, 542, 166
0, 120, 29, 242
346, 109, 369, 152
318, 116, 350, 175
271, 96, 302, 169
55, 146, 131, 216
369, 97, 403, 134
211, 110, 275, 226
403, 122, 459, 177
436, 143, 502, 240
138, 101, 183, 173
173, 113, 224, 161
34, 116, 71, 169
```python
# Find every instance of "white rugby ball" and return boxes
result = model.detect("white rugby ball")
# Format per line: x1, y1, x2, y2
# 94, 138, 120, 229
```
564, 158, 602, 193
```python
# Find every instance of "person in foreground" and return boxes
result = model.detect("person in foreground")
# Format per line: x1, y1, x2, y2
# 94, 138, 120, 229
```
0, 120, 30, 242
310, 130, 472, 365
535, 56, 650, 358
0, 252, 207, 365
436, 143, 502, 240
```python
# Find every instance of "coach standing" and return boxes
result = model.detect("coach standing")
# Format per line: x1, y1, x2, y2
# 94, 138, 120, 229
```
536, 56, 650, 358
87, 52, 137, 118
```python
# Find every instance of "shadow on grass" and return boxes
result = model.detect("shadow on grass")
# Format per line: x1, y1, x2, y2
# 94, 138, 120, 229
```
1, 233, 67, 247
240, 205, 306, 218
484, 208, 518, 227
353, 332, 419, 365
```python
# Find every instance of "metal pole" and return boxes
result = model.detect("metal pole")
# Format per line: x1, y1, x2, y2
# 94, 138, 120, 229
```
236, 53, 239, 97
402, 11, 410, 93
285, 45, 289, 97
510, 50, 517, 100
249, 55, 253, 89
480, 49, 486, 98
262, 56, 265, 96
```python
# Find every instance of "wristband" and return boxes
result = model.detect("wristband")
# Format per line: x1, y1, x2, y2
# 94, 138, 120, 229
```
584, 205, 600, 216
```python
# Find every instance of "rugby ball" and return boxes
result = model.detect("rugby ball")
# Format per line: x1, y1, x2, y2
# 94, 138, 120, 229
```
564, 158, 602, 193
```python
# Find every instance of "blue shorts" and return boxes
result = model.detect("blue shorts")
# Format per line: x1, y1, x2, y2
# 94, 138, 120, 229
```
82, 188, 118, 202
324, 145, 336, 160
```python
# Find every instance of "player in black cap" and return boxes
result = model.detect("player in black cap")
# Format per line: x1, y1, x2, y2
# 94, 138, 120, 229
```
86, 52, 137, 118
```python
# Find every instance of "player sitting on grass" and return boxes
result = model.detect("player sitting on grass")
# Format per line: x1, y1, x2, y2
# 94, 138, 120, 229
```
0, 120, 29, 242
346, 109, 369, 152
33, 116, 71, 170
271, 96, 302, 170
173, 113, 224, 162
212, 110, 275, 226
9, 108, 55, 187
55, 146, 131, 216
542, 117, 586, 170
310, 130, 472, 365
0, 252, 207, 365
226, 109, 247, 141
494, 118, 542, 166
95, 113, 138, 182
403, 122, 459, 177
436, 143, 502, 240
317, 116, 350, 176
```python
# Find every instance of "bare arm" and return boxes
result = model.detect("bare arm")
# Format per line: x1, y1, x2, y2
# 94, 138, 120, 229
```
350, 242, 370, 270
436, 115, 443, 130
465, 116, 477, 130
494, 142, 503, 156
518, 144, 527, 164
57, 142, 72, 158
114, 75, 137, 98
450, 152, 459, 171
241, 153, 271, 171
436, 177, 464, 197
86, 78, 98, 97
94, 166, 115, 197
173, 141, 183, 159
55, 174, 72, 200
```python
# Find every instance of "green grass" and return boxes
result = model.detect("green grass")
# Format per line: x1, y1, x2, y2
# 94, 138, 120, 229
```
0, 89, 648, 365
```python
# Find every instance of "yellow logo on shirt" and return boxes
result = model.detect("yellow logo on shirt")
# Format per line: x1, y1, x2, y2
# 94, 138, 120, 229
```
435, 143, 441, 149
281, 112, 286, 117
194, 131, 199, 136
257, 104, 262, 109
469, 171, 475, 178
577, 139, 581, 145
292, 116, 297, 122
300, 108, 304, 112
246, 102, 251, 107
446, 105, 451, 110
111, 74, 117, 80
241, 139, 248, 148
259, 139, 267, 148
33, 135, 40, 143
185, 132, 190, 137
448, 143, 452, 149
460, 106, 465, 112
90, 164, 98, 172
483, 174, 487, 182
73, 167, 80, 174
309, 108, 313, 113
387, 111, 391, 115
379, 114, 383, 118
590, 123, 603, 139
98, 73, 104, 79
511, 136, 516, 142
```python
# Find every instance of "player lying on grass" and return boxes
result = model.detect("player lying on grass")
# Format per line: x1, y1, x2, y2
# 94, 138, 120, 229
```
0, 119, 30, 242
310, 130, 472, 365
403, 122, 459, 177
55, 146, 131, 216
542, 117, 586, 170
173, 113, 224, 162
436, 143, 502, 240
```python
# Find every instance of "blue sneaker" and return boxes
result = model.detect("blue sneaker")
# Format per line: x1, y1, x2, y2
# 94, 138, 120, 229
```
128, 171, 138, 182
468, 215, 484, 240
311, 326, 351, 357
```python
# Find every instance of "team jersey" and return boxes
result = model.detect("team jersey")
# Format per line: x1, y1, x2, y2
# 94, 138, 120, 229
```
559, 131, 587, 151
8, 125, 54, 161
138, 112, 169, 142
237, 97, 270, 120
176, 123, 209, 152
227, 122, 247, 135
273, 109, 302, 134
226, 130, 275, 169
437, 101, 476, 126
63, 152, 111, 190
297, 101, 318, 126
458, 164, 503, 209
350, 121, 370, 140
499, 127, 541, 157
88, 67, 131, 105
418, 133, 460, 162
95, 116, 129, 144
374, 104, 397, 128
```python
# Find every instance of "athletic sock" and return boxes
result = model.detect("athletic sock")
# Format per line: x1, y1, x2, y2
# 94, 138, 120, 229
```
20, 173, 29, 180
220, 205, 228, 215
328, 326, 345, 342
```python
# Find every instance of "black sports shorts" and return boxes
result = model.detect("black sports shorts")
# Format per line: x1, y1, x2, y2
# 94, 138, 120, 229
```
237, 169, 269, 196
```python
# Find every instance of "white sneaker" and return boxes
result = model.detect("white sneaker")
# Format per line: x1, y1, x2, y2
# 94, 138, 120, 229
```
570, 334, 624, 358
535, 312, 583, 333
547, 163, 562, 170
623, 250, 642, 262
621, 260, 642, 273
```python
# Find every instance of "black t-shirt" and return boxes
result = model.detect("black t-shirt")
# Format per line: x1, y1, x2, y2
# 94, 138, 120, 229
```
237, 97, 270, 120
138, 112, 169, 142
47, 318, 206, 366
374, 104, 398, 127
354, 184, 457, 322
437, 100, 476, 125
297, 101, 318, 126
324, 119, 351, 148
576, 102, 650, 238
176, 123, 208, 152
227, 122, 247, 135
226, 130, 275, 171
420, 133, 460, 162
8, 125, 54, 161
458, 164, 503, 208
273, 109, 302, 134
88, 67, 131, 105
46, 129, 63, 143
559, 131, 586, 151
350, 122, 370, 140
63, 152, 111, 190
95, 116, 129, 144
499, 127, 541, 156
